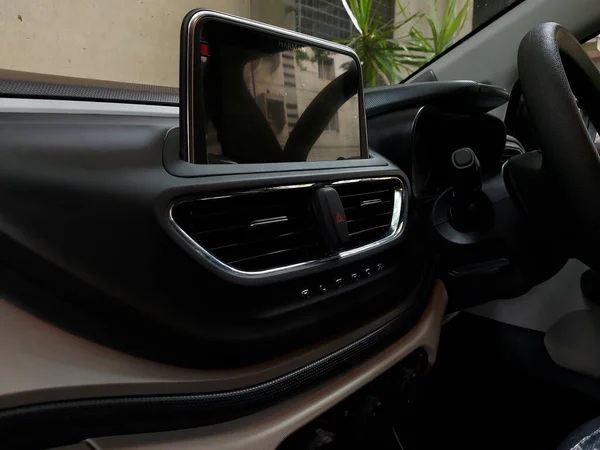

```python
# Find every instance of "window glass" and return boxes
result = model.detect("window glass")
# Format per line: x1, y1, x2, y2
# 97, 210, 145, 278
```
0, 0, 521, 88
584, 34, 600, 70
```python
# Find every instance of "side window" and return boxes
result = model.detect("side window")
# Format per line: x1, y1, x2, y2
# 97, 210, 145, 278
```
0, 0, 527, 93
584, 34, 600, 70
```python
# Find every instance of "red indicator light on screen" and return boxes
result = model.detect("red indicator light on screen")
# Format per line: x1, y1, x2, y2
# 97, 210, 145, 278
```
200, 43, 209, 57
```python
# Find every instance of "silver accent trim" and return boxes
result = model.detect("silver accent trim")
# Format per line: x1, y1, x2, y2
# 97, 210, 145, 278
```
167, 177, 407, 280
0, 274, 424, 409
250, 216, 289, 227
0, 97, 179, 117
183, 10, 368, 164
360, 199, 383, 207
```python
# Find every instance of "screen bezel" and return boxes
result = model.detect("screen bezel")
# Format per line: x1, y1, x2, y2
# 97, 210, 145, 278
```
180, 9, 369, 165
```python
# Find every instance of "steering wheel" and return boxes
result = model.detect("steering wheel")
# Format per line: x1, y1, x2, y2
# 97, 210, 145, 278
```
505, 23, 600, 269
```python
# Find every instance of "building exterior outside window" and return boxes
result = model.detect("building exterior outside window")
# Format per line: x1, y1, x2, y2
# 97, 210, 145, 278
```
0, 0, 592, 88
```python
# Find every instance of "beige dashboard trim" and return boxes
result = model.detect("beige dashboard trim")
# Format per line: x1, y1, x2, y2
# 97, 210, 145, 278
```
87, 280, 448, 450
0, 287, 416, 409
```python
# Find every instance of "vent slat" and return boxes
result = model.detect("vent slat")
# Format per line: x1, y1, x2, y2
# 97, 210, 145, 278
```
349, 224, 390, 238
340, 194, 394, 210
334, 180, 396, 248
210, 232, 316, 264
344, 203, 393, 221
347, 212, 393, 232
192, 219, 306, 248
188, 210, 301, 234
229, 246, 314, 266
337, 189, 390, 199
342, 200, 393, 211
208, 231, 300, 252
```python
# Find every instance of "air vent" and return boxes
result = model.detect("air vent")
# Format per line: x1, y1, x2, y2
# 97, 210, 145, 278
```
503, 136, 525, 163
333, 180, 396, 248
169, 178, 404, 276
171, 190, 326, 272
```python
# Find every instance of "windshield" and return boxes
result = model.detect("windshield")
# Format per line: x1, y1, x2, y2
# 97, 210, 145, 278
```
1, 0, 521, 89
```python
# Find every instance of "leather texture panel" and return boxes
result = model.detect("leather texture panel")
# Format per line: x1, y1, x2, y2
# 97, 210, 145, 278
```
87, 280, 447, 450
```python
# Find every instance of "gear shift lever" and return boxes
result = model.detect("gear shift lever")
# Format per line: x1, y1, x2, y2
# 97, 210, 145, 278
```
449, 148, 485, 231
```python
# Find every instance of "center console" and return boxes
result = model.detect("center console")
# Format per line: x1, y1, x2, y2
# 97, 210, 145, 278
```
142, 9, 432, 369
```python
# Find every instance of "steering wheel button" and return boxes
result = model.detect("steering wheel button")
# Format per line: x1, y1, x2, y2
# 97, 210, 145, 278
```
364, 268, 372, 277
300, 289, 310, 300
376, 263, 384, 272
335, 278, 343, 288
319, 284, 327, 294
350, 273, 358, 282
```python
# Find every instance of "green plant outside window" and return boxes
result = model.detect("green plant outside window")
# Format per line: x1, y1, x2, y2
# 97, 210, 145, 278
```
342, 0, 471, 87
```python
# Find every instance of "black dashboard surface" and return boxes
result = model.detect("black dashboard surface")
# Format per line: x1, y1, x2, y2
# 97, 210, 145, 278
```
365, 80, 509, 117
366, 82, 509, 198
0, 111, 426, 370
0, 80, 507, 371
370, 107, 506, 198
0, 79, 512, 449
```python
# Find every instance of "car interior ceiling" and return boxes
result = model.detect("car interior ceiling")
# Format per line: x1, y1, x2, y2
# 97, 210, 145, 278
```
1, 2, 600, 450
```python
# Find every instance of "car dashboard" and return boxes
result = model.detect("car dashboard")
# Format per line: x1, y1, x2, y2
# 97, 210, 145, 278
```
0, 79, 513, 449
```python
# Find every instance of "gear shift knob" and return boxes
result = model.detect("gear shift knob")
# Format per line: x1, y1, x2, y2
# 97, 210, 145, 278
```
450, 148, 484, 230
451, 148, 482, 199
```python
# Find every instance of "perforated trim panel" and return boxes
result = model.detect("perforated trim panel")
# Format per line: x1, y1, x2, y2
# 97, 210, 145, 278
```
0, 70, 179, 105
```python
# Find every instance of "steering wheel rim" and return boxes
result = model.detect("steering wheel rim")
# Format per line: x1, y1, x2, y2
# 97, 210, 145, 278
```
515, 23, 600, 262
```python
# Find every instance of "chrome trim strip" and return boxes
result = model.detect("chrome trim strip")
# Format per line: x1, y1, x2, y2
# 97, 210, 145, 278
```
0, 98, 179, 117
250, 216, 289, 227
183, 10, 368, 164
185, 11, 201, 163
360, 199, 383, 207
167, 177, 408, 280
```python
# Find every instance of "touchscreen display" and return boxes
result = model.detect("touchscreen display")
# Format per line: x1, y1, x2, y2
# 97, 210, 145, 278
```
193, 20, 364, 164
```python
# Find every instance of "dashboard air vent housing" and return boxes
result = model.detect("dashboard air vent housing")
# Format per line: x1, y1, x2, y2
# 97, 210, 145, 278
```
169, 177, 405, 278
503, 136, 525, 163
333, 180, 396, 248
171, 190, 325, 272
